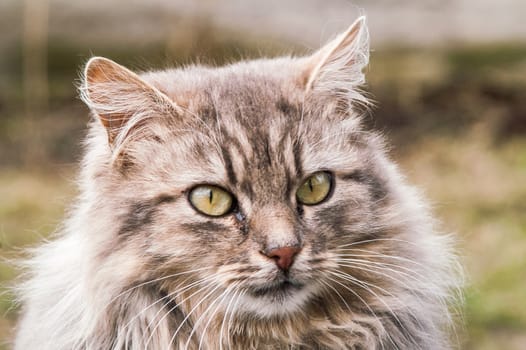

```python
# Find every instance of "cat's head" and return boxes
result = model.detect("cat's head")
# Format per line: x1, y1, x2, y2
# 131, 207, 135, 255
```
78, 17, 449, 322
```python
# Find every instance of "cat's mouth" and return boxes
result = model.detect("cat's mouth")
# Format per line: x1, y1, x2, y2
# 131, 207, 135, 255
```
250, 280, 304, 298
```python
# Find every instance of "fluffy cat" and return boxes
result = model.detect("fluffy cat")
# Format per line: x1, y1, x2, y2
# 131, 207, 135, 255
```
15, 17, 461, 349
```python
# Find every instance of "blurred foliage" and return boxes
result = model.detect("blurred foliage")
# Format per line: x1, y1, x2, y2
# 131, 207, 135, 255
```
399, 135, 526, 350
1, 19, 526, 349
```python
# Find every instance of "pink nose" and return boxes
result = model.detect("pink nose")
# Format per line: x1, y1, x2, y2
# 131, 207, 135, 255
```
264, 246, 301, 271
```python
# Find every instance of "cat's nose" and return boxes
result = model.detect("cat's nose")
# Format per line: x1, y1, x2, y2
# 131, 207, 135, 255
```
264, 246, 301, 271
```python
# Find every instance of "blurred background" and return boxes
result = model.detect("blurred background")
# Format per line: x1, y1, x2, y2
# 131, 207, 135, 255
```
1, 0, 525, 348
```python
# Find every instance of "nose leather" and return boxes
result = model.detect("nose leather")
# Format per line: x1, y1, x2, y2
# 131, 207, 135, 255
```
264, 246, 301, 271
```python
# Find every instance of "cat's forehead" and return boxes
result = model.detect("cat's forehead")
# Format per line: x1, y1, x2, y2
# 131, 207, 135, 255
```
141, 59, 363, 195
142, 58, 306, 115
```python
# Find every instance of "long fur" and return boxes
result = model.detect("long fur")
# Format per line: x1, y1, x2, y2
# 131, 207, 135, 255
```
15, 18, 462, 350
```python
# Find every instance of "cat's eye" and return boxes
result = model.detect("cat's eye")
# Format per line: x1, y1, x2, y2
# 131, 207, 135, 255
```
296, 171, 332, 205
189, 185, 234, 217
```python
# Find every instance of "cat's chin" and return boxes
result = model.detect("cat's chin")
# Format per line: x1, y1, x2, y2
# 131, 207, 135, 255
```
249, 280, 303, 298
238, 280, 319, 318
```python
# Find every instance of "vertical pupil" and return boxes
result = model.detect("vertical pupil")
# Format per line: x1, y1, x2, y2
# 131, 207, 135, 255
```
208, 189, 213, 203
308, 178, 313, 192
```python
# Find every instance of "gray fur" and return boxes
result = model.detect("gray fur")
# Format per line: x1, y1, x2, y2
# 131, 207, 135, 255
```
15, 17, 462, 350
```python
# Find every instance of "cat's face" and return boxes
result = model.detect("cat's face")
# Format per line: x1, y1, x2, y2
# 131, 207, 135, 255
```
127, 87, 383, 318
81, 18, 397, 319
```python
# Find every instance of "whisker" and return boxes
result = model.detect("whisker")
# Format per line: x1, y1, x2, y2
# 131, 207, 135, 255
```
168, 282, 224, 348
324, 273, 391, 350
334, 257, 428, 285
334, 248, 427, 268
198, 283, 240, 350
104, 266, 213, 310
146, 274, 219, 331
186, 285, 232, 350
335, 261, 441, 307
329, 270, 421, 348
122, 274, 211, 335
145, 277, 218, 348
185, 288, 226, 350
336, 237, 422, 248
338, 259, 453, 344
319, 279, 352, 314
219, 287, 240, 350
227, 289, 246, 350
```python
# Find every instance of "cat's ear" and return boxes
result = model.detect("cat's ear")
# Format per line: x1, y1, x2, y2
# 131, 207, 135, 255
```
81, 56, 177, 144
304, 16, 369, 102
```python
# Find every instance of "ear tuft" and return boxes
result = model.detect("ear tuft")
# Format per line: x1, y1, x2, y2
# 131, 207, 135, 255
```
305, 16, 370, 104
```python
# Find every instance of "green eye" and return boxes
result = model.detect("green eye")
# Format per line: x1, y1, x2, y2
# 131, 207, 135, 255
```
189, 185, 234, 216
296, 172, 332, 205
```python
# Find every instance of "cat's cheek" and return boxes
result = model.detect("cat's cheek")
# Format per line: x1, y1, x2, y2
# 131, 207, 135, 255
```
89, 244, 154, 298
137, 214, 247, 268
310, 186, 374, 240
306, 229, 329, 255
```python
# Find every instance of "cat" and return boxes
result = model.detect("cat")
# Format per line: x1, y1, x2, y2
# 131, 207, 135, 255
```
14, 17, 461, 349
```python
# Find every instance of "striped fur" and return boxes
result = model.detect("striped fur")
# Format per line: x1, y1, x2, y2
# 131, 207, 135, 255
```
15, 17, 462, 350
